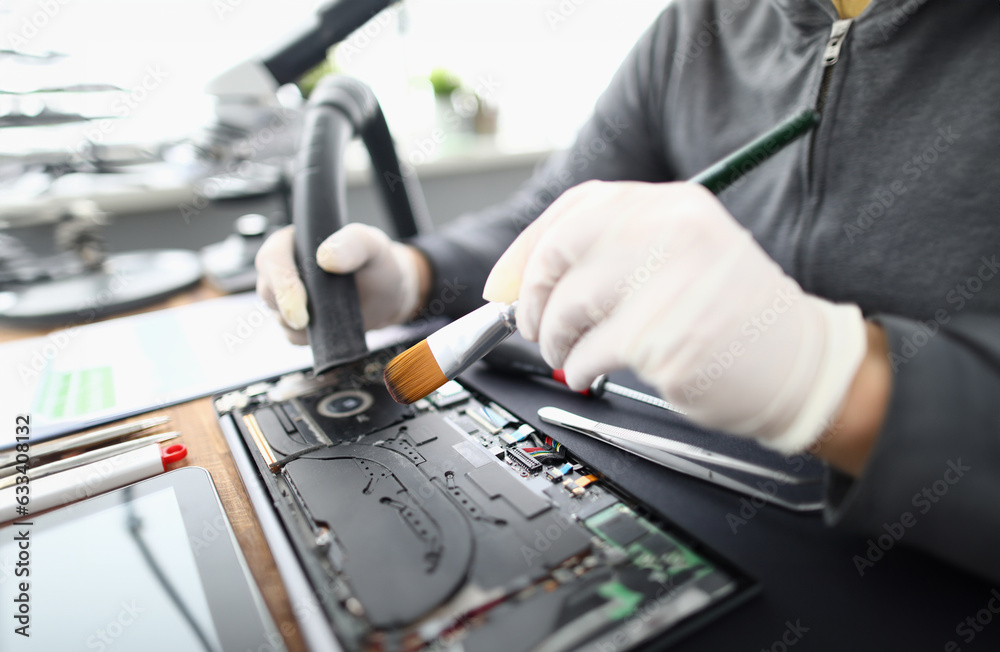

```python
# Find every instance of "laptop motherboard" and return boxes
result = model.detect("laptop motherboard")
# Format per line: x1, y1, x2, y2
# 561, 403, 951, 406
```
214, 345, 754, 652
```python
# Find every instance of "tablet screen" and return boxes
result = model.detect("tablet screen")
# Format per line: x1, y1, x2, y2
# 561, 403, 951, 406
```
0, 468, 282, 652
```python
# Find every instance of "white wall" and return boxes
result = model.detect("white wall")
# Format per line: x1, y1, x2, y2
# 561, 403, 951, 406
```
0, 0, 668, 149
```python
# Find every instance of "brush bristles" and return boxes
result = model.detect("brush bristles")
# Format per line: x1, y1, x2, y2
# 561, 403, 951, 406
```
384, 340, 449, 404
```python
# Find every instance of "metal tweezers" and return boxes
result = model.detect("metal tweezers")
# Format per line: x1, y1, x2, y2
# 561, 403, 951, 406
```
0, 415, 171, 469
538, 407, 824, 512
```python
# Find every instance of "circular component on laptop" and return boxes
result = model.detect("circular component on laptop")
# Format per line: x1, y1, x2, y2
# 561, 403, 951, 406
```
317, 389, 374, 418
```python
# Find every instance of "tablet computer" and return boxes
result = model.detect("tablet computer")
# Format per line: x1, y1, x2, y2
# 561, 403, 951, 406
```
0, 466, 283, 652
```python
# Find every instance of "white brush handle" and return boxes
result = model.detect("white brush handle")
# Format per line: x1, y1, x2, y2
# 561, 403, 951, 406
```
427, 302, 518, 379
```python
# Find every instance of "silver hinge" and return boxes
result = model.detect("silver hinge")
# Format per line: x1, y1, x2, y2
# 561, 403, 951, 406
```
823, 18, 854, 67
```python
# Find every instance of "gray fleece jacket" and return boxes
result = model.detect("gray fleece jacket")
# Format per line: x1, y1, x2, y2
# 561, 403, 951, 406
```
410, 0, 1000, 581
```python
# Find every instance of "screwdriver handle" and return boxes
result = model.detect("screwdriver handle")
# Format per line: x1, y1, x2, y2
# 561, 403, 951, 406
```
482, 338, 607, 396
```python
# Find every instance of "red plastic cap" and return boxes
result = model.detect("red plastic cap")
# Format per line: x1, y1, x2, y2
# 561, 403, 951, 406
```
160, 443, 188, 467
553, 369, 590, 395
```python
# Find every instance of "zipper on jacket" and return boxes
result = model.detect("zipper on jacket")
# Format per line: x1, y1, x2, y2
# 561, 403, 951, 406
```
816, 18, 853, 114
808, 18, 853, 184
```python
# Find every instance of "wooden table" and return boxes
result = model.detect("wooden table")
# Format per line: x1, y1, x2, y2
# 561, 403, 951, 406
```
0, 282, 308, 652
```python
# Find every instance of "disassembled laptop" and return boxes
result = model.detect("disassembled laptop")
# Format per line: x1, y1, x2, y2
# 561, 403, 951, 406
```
215, 345, 754, 652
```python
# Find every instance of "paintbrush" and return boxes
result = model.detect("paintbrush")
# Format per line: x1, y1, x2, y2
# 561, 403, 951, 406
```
384, 109, 819, 404
385, 301, 518, 403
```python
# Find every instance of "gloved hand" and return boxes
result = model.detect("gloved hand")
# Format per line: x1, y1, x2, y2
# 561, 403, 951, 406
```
255, 223, 423, 344
483, 180, 868, 454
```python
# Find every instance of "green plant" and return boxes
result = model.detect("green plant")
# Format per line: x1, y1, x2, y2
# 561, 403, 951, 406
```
428, 67, 461, 97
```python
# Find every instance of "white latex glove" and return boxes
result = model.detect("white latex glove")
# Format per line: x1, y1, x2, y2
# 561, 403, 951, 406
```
255, 223, 421, 344
483, 181, 868, 454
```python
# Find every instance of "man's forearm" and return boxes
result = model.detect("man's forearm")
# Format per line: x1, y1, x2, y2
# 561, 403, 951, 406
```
404, 244, 434, 321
